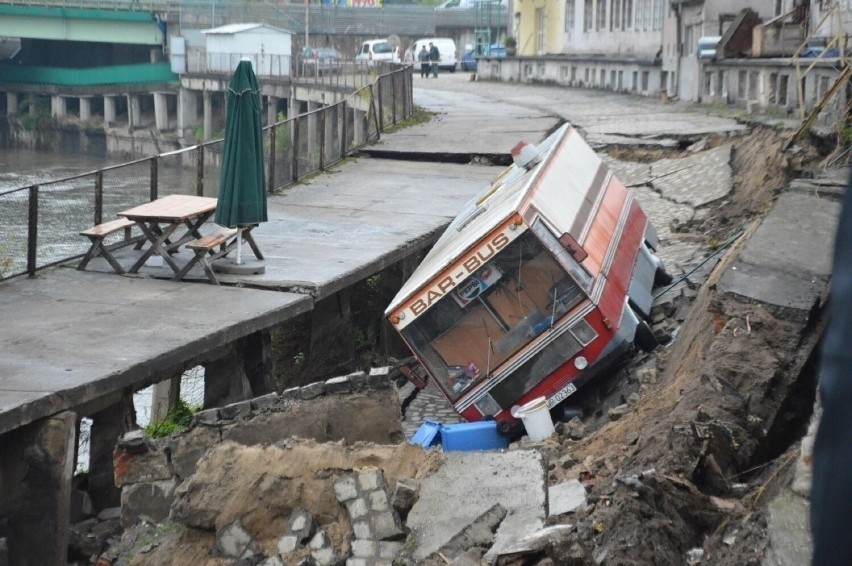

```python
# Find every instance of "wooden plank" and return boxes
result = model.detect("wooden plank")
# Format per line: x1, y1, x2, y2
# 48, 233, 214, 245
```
80, 218, 136, 237
118, 194, 217, 223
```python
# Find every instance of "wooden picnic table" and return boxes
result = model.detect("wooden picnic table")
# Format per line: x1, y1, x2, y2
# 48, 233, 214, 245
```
119, 194, 218, 277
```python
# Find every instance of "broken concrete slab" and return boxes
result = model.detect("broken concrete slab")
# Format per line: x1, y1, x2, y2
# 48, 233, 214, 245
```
405, 450, 547, 561
651, 144, 733, 207
428, 503, 506, 563
548, 480, 587, 516
718, 191, 840, 320
497, 524, 575, 560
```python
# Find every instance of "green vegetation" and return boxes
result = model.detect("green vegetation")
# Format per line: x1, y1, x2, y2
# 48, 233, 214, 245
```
145, 399, 198, 438
382, 105, 437, 134
19, 96, 56, 131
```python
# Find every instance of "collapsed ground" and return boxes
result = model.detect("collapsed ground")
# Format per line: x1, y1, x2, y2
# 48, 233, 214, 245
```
94, 125, 839, 565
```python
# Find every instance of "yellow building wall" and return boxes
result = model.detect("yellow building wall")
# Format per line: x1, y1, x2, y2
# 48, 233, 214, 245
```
515, 0, 565, 55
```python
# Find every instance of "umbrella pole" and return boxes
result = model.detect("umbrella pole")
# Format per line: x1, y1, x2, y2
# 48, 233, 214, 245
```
236, 227, 243, 265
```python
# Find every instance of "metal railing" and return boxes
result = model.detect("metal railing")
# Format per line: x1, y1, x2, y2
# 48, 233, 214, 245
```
0, 64, 413, 281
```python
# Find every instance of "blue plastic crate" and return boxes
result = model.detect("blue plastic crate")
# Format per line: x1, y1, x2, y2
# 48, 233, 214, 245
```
410, 420, 442, 448
439, 421, 509, 452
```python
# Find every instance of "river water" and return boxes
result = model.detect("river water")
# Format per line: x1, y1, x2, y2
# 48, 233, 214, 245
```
1, 147, 206, 472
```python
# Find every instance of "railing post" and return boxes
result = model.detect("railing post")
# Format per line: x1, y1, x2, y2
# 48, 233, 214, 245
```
94, 171, 103, 225
319, 108, 326, 170
392, 71, 397, 125
267, 124, 276, 193
376, 78, 384, 131
196, 145, 204, 196
291, 118, 300, 183
149, 157, 158, 201
341, 100, 348, 157
27, 185, 38, 277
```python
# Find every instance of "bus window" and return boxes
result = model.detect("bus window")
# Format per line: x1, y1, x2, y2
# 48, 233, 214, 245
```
401, 228, 589, 401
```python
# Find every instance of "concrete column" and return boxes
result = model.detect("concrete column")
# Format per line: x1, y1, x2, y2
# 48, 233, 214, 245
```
353, 108, 366, 146
79, 97, 91, 122
267, 95, 279, 126
308, 289, 354, 377
104, 95, 116, 127
153, 92, 169, 131
0, 411, 75, 566
203, 346, 252, 407
6, 92, 18, 115
243, 330, 274, 395
88, 396, 136, 510
203, 90, 212, 141
50, 95, 66, 118
306, 101, 319, 166
128, 94, 141, 129
177, 88, 198, 140
150, 376, 181, 424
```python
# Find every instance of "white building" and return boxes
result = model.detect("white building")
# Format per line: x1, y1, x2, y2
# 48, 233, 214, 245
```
201, 23, 293, 77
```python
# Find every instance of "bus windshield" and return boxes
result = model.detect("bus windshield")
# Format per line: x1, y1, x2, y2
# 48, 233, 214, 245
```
401, 228, 589, 402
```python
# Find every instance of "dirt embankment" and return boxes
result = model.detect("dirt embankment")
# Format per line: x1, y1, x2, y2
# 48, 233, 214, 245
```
534, 127, 831, 565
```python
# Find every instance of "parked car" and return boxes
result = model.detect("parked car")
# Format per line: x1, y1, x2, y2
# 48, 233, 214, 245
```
460, 44, 506, 72
355, 39, 400, 65
301, 47, 342, 75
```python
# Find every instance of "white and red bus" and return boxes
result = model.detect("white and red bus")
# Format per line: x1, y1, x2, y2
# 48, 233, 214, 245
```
385, 124, 669, 434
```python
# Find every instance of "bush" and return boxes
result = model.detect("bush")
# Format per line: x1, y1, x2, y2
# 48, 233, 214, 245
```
145, 399, 198, 438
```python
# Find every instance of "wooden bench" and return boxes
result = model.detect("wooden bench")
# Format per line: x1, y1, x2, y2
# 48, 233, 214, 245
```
174, 227, 239, 284
78, 218, 145, 274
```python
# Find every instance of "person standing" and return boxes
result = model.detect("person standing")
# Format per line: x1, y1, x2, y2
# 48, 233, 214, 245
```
428, 42, 440, 78
418, 45, 430, 78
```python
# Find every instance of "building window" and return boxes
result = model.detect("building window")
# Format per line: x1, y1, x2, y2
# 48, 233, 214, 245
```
653, 0, 663, 30
705, 71, 714, 97
748, 71, 759, 99
571, 66, 577, 82
565, 0, 576, 33
585, 68, 590, 83
737, 70, 747, 99
625, 0, 633, 29
641, 70, 649, 91
612, 0, 621, 30
778, 74, 788, 106
632, 70, 638, 90
537, 7, 546, 53
769, 72, 778, 104
597, 0, 607, 31
561, 66, 569, 80
685, 25, 695, 56
610, 69, 617, 88
584, 0, 593, 32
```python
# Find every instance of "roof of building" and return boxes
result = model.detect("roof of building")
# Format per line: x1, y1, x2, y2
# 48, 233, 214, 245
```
202, 23, 291, 35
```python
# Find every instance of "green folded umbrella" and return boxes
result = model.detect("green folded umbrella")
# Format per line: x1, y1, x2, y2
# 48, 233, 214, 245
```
216, 58, 267, 263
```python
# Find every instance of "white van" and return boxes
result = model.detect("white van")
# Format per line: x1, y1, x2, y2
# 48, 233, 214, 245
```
356, 39, 400, 65
411, 38, 457, 73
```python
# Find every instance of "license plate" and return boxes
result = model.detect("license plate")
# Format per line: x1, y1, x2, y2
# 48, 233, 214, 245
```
547, 382, 578, 408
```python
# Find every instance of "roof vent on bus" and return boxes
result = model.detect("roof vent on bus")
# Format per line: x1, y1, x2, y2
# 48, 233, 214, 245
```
511, 141, 541, 170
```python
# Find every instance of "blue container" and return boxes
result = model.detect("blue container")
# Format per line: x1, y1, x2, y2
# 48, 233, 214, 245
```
439, 421, 509, 451
410, 420, 442, 448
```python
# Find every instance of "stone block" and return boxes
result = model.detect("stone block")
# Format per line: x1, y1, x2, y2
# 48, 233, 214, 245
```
259, 557, 284, 566
220, 400, 252, 420
309, 530, 331, 550
334, 475, 359, 502
369, 490, 390, 512
358, 470, 384, 491
120, 479, 177, 528
378, 540, 404, 559
276, 534, 299, 555
97, 507, 121, 521
251, 392, 279, 411
167, 426, 221, 479
351, 539, 377, 558
300, 381, 326, 400
608, 404, 629, 421
352, 520, 372, 540
367, 367, 392, 389
391, 478, 419, 518
312, 546, 338, 566
347, 371, 367, 390
281, 386, 302, 399
216, 519, 257, 559
548, 480, 587, 516
116, 429, 153, 454
347, 497, 369, 520
113, 440, 173, 487
372, 511, 403, 541
346, 559, 369, 566
325, 375, 352, 394
287, 508, 315, 543
192, 408, 220, 426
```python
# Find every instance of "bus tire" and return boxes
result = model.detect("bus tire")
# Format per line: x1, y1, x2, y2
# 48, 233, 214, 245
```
635, 321, 659, 353
654, 266, 674, 287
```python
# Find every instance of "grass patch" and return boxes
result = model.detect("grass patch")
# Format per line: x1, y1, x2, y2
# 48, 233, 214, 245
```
382, 105, 437, 134
145, 399, 198, 438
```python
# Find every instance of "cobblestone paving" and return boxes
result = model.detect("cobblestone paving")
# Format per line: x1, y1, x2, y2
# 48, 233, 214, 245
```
651, 144, 734, 207
399, 379, 460, 441
631, 185, 695, 242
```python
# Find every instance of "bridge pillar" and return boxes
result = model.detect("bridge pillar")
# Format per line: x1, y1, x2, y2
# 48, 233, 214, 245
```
154, 92, 169, 132
203, 345, 252, 407
203, 90, 213, 141
307, 101, 320, 166
88, 396, 135, 511
0, 411, 75, 566
178, 88, 198, 140
79, 97, 92, 122
150, 375, 181, 424
6, 92, 18, 115
51, 95, 66, 119
128, 95, 141, 130
104, 95, 116, 127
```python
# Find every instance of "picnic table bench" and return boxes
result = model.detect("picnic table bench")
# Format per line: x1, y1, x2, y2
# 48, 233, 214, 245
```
77, 218, 145, 274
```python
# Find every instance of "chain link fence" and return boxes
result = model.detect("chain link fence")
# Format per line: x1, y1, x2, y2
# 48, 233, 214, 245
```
0, 64, 412, 282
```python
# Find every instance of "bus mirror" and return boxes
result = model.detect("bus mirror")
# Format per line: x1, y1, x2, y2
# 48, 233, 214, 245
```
559, 233, 588, 262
